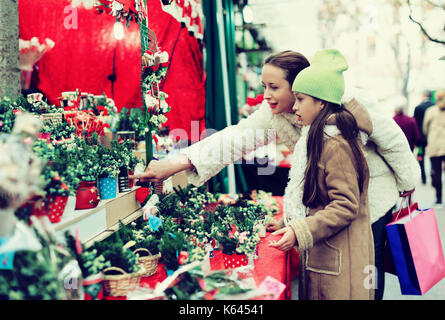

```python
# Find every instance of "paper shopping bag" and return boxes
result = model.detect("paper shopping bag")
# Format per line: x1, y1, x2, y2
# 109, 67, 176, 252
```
386, 208, 445, 295
391, 195, 418, 221
385, 196, 418, 275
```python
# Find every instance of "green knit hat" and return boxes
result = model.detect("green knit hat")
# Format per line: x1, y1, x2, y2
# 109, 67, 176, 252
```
292, 49, 348, 105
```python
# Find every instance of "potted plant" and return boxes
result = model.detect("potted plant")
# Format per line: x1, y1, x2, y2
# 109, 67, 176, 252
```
35, 165, 72, 223
96, 144, 120, 200
70, 137, 100, 210
211, 206, 260, 269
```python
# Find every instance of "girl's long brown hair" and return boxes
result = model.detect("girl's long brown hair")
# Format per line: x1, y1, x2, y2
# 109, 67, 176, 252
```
302, 100, 367, 208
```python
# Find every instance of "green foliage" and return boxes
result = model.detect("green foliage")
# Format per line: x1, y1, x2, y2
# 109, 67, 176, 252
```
90, 237, 139, 274
97, 144, 121, 178
21, 95, 63, 114
114, 107, 146, 141
0, 251, 63, 300
64, 232, 110, 278
41, 121, 76, 140
0, 96, 18, 134
39, 165, 71, 197
32, 140, 79, 195
69, 137, 100, 182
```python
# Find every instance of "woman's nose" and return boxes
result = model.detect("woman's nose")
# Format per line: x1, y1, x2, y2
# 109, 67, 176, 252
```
263, 87, 271, 99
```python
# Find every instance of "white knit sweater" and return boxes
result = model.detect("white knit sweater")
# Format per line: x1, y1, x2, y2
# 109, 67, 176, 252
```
181, 99, 420, 223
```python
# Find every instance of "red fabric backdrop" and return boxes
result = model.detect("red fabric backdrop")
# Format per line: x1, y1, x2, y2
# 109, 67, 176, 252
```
18, 0, 206, 137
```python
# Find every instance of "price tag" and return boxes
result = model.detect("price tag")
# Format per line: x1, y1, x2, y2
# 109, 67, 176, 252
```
258, 276, 286, 300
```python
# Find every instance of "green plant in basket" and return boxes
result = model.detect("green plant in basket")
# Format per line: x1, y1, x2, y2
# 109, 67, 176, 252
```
65, 232, 111, 278
91, 234, 140, 274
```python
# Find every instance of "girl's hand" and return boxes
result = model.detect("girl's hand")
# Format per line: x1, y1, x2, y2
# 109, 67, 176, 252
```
269, 227, 297, 251
399, 188, 415, 197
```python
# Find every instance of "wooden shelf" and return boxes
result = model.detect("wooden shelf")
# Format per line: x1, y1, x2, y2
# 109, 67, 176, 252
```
54, 187, 141, 244
53, 171, 188, 246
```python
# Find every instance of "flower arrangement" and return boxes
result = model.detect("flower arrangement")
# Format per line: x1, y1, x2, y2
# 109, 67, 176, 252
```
19, 37, 55, 72
94, 0, 147, 26
64, 110, 111, 139
25, 93, 63, 115
142, 49, 169, 86
144, 90, 170, 130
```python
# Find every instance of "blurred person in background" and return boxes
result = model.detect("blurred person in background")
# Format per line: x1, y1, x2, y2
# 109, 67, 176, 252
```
393, 105, 421, 152
414, 90, 435, 184
423, 89, 445, 205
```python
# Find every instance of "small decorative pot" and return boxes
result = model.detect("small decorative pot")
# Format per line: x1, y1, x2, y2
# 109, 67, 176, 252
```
222, 252, 248, 269
75, 181, 100, 210
128, 169, 134, 189
98, 176, 117, 200
82, 273, 103, 300
46, 195, 69, 223
117, 167, 131, 193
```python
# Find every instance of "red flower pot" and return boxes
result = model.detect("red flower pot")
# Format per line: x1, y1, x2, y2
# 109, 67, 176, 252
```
46, 195, 68, 223
82, 273, 103, 300
222, 253, 248, 269
30, 195, 68, 223
75, 181, 100, 210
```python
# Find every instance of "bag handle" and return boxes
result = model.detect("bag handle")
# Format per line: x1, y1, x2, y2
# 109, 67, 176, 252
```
394, 195, 413, 221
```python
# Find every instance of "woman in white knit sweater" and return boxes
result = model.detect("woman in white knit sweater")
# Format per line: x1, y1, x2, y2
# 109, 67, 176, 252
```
131, 51, 420, 299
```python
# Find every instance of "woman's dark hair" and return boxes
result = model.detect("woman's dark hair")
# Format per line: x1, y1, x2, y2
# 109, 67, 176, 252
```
264, 51, 310, 86
302, 100, 367, 208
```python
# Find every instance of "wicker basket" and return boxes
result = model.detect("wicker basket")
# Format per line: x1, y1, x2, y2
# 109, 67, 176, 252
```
134, 248, 161, 277
102, 266, 144, 297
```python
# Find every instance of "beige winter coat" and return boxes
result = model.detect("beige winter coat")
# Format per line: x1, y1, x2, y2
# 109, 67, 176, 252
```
287, 133, 374, 300
423, 105, 445, 157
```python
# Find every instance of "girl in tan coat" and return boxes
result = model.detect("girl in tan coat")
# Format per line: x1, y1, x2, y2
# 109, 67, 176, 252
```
270, 49, 374, 300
